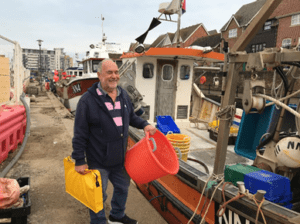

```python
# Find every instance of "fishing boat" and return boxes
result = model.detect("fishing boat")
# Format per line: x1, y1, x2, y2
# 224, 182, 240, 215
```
120, 0, 300, 223
55, 17, 124, 114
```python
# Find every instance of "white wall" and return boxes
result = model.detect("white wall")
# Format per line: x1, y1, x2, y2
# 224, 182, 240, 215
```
135, 57, 157, 123
173, 60, 194, 127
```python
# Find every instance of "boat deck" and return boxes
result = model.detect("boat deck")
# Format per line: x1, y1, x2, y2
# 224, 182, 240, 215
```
181, 124, 251, 174
130, 123, 252, 175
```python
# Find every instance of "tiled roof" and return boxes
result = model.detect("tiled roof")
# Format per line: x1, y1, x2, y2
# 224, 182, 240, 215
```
208, 30, 218, 35
150, 34, 167, 48
180, 23, 203, 42
221, 0, 266, 31
191, 33, 221, 48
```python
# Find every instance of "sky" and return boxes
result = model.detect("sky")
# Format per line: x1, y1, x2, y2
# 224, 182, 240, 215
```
0, 0, 255, 60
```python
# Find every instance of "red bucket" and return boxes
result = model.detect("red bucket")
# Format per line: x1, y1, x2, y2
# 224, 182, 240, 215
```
125, 131, 179, 184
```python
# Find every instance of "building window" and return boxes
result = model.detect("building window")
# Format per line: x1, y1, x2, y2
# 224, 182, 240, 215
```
291, 14, 300, 26
282, 39, 291, 49
264, 21, 272, 30
228, 28, 237, 38
180, 65, 190, 80
251, 43, 266, 53
162, 65, 173, 81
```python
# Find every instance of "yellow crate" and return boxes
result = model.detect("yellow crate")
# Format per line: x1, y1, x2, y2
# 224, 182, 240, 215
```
208, 120, 239, 134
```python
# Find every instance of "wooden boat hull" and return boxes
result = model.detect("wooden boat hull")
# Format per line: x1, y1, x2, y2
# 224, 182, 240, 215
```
55, 77, 99, 112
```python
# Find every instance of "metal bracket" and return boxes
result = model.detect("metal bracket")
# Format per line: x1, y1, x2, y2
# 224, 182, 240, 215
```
242, 79, 266, 114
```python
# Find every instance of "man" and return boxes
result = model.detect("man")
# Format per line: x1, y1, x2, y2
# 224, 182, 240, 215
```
72, 59, 156, 224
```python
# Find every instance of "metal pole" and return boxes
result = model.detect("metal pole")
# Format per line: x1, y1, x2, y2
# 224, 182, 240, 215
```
37, 39, 43, 79
176, 0, 182, 48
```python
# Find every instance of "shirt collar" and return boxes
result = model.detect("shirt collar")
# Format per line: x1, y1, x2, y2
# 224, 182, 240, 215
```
98, 82, 120, 96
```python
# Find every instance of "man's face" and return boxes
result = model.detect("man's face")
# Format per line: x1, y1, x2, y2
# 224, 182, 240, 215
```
98, 60, 119, 92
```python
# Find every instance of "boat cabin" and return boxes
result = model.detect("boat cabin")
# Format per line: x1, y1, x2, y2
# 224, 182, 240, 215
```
66, 67, 83, 77
120, 47, 224, 128
81, 42, 123, 78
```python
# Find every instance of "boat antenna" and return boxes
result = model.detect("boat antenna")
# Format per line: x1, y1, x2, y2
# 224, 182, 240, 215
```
101, 14, 107, 45
156, 0, 184, 48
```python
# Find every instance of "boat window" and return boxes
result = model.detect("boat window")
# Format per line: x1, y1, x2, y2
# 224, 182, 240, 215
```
116, 61, 122, 68
92, 61, 101, 73
143, 63, 154, 79
162, 65, 173, 81
79, 71, 83, 77
70, 71, 73, 75
83, 62, 88, 73
74, 71, 77, 76
180, 65, 190, 80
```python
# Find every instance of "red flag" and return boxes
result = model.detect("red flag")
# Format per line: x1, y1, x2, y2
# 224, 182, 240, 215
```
181, 0, 186, 14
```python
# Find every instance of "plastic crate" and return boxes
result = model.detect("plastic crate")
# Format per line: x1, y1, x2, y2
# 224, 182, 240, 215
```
156, 116, 180, 135
224, 164, 261, 186
208, 129, 236, 145
244, 170, 292, 204
234, 104, 297, 160
0, 177, 31, 224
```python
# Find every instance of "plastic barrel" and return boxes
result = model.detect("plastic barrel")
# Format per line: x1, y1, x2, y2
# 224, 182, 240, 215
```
125, 131, 179, 184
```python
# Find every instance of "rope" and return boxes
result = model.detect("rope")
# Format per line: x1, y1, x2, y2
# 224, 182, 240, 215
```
199, 179, 224, 224
255, 93, 300, 118
187, 174, 224, 224
265, 88, 300, 107
215, 105, 235, 128
216, 182, 267, 224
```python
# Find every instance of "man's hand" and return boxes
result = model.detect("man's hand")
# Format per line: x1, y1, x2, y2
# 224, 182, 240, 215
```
144, 124, 157, 135
75, 164, 89, 175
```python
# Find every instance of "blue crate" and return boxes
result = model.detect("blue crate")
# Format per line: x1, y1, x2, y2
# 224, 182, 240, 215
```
244, 170, 292, 204
234, 104, 297, 160
156, 115, 180, 135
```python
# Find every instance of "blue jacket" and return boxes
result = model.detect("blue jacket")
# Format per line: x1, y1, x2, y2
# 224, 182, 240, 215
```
72, 82, 149, 169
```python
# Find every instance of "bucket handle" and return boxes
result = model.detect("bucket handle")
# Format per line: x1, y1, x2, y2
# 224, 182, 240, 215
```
167, 131, 173, 135
174, 147, 182, 160
149, 138, 157, 152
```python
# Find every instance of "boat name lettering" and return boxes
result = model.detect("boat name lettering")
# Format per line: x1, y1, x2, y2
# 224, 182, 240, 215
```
72, 83, 81, 94
218, 207, 252, 224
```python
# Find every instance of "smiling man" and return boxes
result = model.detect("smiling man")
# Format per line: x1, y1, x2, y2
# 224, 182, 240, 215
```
72, 59, 156, 224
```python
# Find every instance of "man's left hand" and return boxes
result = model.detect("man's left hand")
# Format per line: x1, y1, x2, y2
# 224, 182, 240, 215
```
144, 125, 157, 136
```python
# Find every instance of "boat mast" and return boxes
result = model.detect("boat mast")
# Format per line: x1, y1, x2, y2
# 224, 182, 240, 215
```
101, 14, 106, 45
176, 2, 182, 48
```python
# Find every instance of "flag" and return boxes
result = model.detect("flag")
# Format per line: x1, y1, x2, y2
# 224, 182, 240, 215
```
181, 0, 186, 14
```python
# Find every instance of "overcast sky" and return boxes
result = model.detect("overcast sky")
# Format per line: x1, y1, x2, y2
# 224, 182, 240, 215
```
0, 0, 255, 59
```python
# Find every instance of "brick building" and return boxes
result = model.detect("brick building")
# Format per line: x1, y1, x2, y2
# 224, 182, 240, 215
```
270, 0, 300, 49
221, 0, 300, 52
220, 0, 268, 52
149, 23, 209, 48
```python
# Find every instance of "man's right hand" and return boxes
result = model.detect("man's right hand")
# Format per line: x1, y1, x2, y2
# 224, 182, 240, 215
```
75, 164, 89, 175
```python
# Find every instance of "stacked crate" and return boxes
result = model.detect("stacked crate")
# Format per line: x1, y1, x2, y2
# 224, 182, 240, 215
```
0, 56, 10, 104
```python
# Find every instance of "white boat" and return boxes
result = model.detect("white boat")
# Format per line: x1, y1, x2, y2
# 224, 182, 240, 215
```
55, 33, 123, 114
